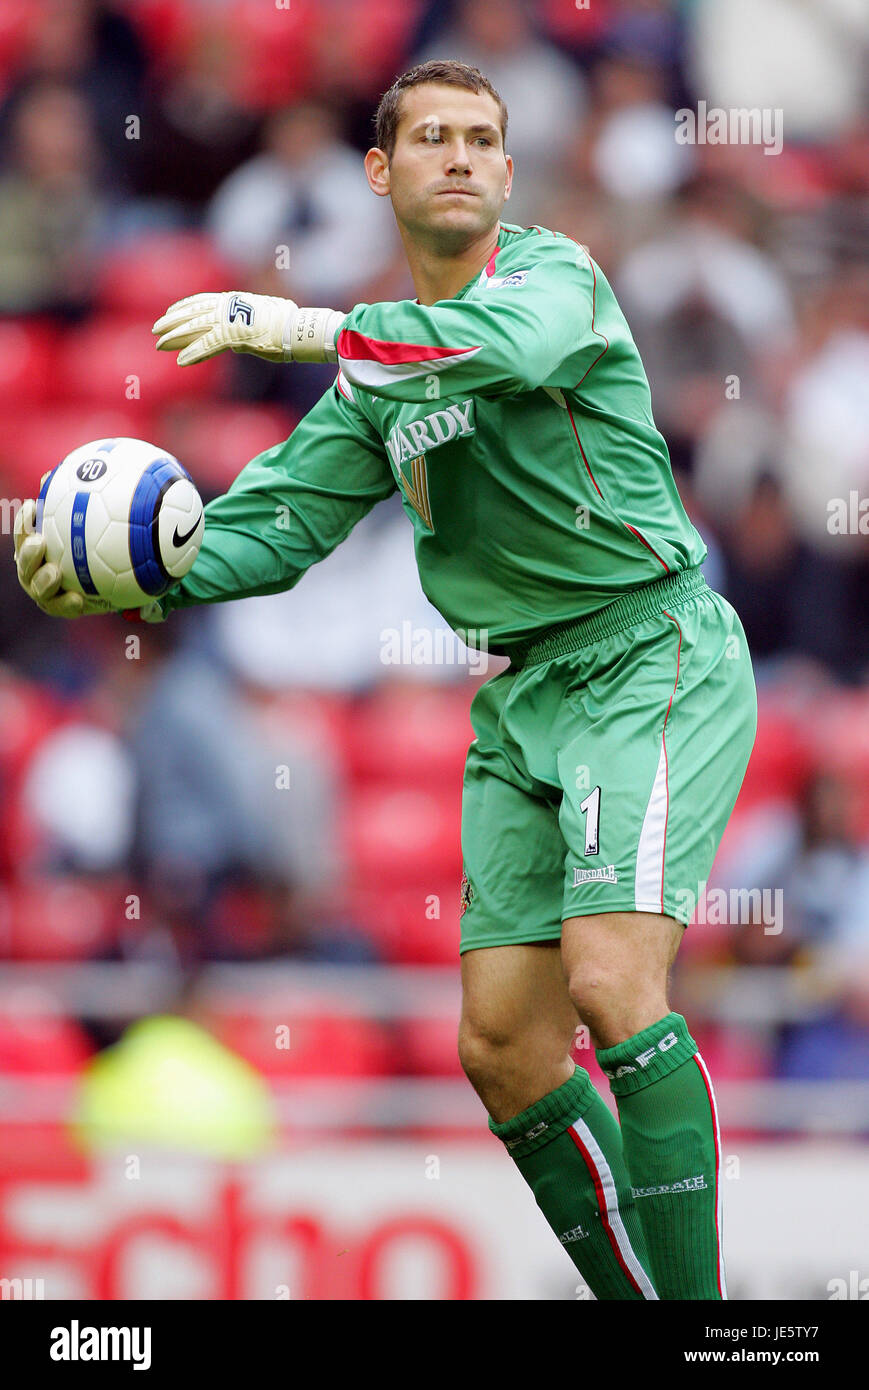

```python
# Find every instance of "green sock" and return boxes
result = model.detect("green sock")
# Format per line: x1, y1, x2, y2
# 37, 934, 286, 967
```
596, 1013, 726, 1301
489, 1067, 658, 1300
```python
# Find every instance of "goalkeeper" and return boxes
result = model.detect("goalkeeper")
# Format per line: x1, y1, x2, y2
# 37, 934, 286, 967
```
15, 60, 757, 1300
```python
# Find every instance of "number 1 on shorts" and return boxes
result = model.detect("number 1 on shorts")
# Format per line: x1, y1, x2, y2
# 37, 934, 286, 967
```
579, 785, 601, 855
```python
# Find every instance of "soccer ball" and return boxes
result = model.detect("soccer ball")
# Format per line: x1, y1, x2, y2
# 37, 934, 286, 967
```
37, 437, 204, 610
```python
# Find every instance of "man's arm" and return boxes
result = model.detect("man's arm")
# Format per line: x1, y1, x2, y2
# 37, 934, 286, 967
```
153, 236, 605, 405
335, 237, 603, 403
13, 383, 394, 619
163, 381, 395, 613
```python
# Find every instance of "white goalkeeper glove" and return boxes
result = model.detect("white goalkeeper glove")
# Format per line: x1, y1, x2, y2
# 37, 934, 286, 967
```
13, 499, 165, 621
152, 291, 346, 367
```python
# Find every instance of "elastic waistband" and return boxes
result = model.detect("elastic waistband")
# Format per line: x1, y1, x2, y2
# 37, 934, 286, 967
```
504, 566, 708, 669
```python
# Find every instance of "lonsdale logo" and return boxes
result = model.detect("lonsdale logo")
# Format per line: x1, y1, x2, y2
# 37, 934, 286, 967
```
385, 400, 475, 529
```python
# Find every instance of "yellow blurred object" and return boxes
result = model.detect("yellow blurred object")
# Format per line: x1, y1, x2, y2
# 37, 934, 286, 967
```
69, 1015, 276, 1160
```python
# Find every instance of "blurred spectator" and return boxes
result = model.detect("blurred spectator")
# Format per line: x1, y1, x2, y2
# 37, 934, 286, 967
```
617, 176, 795, 440
779, 270, 869, 558
0, 82, 105, 316
414, 0, 586, 223
592, 0, 688, 101
705, 470, 853, 672
21, 722, 136, 874
124, 625, 341, 964
776, 962, 869, 1079
716, 772, 869, 966
0, 0, 146, 181
70, 1013, 276, 1158
587, 53, 692, 203
688, 0, 869, 143
207, 100, 398, 415
128, 28, 260, 217
207, 102, 396, 306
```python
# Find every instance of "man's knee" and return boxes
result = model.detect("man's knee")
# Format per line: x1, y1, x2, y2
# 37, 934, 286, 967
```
563, 912, 681, 1047
457, 1010, 575, 1120
566, 964, 673, 1048
457, 940, 579, 1118
566, 953, 630, 1016
456, 1014, 516, 1090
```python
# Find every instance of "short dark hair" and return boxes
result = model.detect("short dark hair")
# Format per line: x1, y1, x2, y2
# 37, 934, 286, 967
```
374, 60, 508, 160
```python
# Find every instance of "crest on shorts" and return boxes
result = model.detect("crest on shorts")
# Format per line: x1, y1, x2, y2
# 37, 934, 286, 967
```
459, 870, 474, 917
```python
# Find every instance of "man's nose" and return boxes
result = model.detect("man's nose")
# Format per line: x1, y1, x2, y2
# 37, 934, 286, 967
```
446, 142, 472, 174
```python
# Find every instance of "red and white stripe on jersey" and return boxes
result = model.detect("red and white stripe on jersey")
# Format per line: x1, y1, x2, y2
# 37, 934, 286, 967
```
334, 368, 356, 403
336, 327, 482, 392
475, 246, 501, 286
693, 1051, 727, 1299
568, 1115, 659, 1299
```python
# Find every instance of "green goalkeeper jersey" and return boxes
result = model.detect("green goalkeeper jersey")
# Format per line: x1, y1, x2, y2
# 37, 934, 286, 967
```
163, 221, 706, 650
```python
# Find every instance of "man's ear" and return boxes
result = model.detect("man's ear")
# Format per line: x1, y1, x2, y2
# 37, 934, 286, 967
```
364, 147, 391, 197
503, 152, 514, 202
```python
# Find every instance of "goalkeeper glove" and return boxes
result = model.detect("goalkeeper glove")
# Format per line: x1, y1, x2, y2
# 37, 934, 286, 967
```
152, 292, 346, 367
13, 499, 165, 621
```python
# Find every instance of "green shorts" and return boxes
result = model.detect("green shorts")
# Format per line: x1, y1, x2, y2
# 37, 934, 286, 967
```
459, 567, 758, 952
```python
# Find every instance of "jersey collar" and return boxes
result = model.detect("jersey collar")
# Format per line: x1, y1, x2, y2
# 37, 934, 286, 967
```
414, 222, 521, 305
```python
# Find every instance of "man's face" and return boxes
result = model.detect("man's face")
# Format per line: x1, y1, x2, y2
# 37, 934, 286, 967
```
369, 83, 512, 248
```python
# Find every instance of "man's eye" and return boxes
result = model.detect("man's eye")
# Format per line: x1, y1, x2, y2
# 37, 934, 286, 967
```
475, 137, 492, 146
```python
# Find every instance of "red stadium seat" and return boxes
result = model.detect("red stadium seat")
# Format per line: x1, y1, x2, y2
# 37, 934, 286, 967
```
0, 672, 63, 784
0, 0, 37, 91
224, 0, 318, 109
344, 786, 463, 888
55, 316, 224, 409
159, 403, 297, 491
5, 406, 158, 494
310, 0, 424, 90
0, 1009, 94, 1073
732, 702, 814, 812
806, 689, 869, 840
215, 1009, 396, 1077
125, 0, 198, 67
96, 233, 239, 319
393, 1015, 463, 1076
346, 685, 473, 787
0, 320, 56, 407
814, 690, 869, 769
539, 0, 610, 47
682, 1023, 773, 1082
0, 675, 66, 879
349, 883, 461, 965
7, 877, 118, 961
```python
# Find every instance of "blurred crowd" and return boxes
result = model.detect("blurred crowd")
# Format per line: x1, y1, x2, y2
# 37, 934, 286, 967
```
0, 0, 868, 1097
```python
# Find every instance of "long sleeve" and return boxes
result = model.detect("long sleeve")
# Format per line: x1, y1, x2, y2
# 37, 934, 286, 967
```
162, 381, 396, 613
335, 234, 607, 404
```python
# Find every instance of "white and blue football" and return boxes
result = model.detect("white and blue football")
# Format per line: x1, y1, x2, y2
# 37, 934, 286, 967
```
37, 437, 204, 610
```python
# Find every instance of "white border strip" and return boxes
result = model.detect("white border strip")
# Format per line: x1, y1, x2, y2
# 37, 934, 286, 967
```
570, 1115, 658, 1299
635, 738, 668, 912
694, 1051, 728, 1300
